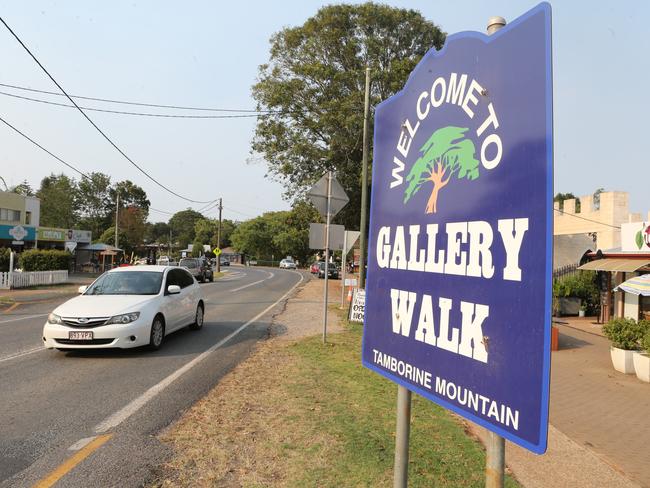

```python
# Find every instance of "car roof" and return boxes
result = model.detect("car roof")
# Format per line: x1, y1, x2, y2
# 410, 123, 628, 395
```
107, 265, 169, 273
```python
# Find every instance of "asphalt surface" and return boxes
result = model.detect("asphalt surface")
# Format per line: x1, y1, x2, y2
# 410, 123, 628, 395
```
0, 266, 304, 487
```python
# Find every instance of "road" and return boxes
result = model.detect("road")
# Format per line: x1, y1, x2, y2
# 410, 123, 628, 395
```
0, 266, 303, 487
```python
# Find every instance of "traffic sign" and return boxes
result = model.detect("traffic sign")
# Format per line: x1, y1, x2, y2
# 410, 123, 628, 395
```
362, 3, 553, 454
309, 223, 345, 250
307, 173, 349, 218
213, 248, 222, 256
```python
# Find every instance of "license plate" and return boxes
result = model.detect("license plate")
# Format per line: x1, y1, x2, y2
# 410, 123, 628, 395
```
69, 331, 93, 340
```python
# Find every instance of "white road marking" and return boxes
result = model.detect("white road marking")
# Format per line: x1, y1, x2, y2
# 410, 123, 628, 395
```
93, 271, 304, 434
0, 313, 48, 326
0, 345, 45, 363
68, 436, 96, 451
230, 271, 275, 292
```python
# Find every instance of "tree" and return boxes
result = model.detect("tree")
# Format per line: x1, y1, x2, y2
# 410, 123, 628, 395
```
194, 218, 218, 246
404, 127, 479, 214
252, 4, 445, 230
118, 206, 147, 252
37, 173, 78, 228
99, 226, 131, 252
216, 219, 237, 248
10, 180, 35, 196
108, 180, 150, 220
145, 222, 171, 244
554, 192, 580, 212
77, 172, 112, 239
169, 209, 204, 249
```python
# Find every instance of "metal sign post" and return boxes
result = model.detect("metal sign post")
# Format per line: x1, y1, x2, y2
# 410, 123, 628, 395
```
361, 5, 553, 486
322, 171, 333, 344
340, 230, 348, 308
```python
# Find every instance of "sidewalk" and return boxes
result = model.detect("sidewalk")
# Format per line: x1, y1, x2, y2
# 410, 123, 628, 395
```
0, 274, 96, 305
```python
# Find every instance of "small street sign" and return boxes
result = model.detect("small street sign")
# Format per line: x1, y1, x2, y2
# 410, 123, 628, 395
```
309, 223, 345, 250
307, 173, 349, 218
213, 248, 222, 256
349, 289, 365, 323
344, 230, 360, 254
362, 4, 553, 454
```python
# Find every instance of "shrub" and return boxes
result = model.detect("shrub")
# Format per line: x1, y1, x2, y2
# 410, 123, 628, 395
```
0, 247, 10, 272
19, 249, 71, 271
641, 320, 650, 352
553, 271, 600, 315
602, 318, 645, 350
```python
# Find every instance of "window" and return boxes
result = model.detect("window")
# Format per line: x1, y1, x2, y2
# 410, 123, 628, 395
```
165, 269, 181, 290
25, 211, 31, 225
0, 208, 21, 222
179, 270, 195, 288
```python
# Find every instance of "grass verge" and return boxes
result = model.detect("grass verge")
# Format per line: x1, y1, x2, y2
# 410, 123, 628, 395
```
154, 317, 520, 487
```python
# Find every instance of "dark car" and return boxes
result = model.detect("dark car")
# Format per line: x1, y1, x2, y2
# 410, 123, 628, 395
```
318, 262, 339, 279
179, 257, 214, 283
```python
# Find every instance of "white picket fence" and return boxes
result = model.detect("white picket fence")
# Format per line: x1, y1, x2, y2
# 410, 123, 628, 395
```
0, 270, 69, 289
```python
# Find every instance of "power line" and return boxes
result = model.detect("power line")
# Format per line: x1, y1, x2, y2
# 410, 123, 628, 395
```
0, 16, 215, 204
553, 208, 621, 229
0, 81, 278, 113
0, 112, 222, 217
0, 90, 268, 119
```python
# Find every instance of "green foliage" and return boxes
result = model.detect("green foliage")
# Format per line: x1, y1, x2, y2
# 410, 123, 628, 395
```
169, 209, 205, 249
636, 230, 644, 250
0, 248, 10, 272
553, 271, 600, 315
10, 180, 35, 196
76, 172, 113, 239
37, 173, 79, 228
404, 126, 479, 204
252, 3, 445, 230
553, 192, 580, 212
98, 227, 131, 253
641, 322, 650, 352
145, 222, 171, 244
191, 238, 203, 257
19, 249, 71, 271
602, 318, 646, 350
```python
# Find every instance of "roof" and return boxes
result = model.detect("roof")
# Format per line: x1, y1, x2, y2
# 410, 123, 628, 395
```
77, 243, 123, 252
578, 258, 650, 272
108, 265, 170, 273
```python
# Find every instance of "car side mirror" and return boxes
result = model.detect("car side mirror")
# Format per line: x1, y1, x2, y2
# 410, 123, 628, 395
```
167, 285, 181, 295
78, 285, 88, 294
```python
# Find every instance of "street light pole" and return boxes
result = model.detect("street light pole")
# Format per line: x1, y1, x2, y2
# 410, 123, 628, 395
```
115, 192, 119, 250
216, 197, 223, 273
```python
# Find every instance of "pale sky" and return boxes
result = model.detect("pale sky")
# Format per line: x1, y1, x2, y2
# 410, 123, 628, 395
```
0, 1, 647, 223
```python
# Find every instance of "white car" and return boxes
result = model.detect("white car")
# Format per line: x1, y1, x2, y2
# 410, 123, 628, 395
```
279, 259, 296, 269
42, 266, 204, 351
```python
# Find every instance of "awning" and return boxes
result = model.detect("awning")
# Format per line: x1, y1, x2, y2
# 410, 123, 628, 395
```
614, 274, 650, 296
578, 258, 650, 272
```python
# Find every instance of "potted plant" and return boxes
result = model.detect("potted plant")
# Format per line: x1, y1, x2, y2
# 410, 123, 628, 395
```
602, 318, 644, 374
633, 321, 650, 382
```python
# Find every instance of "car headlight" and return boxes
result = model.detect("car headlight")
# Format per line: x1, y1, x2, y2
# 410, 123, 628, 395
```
48, 313, 63, 324
106, 312, 140, 325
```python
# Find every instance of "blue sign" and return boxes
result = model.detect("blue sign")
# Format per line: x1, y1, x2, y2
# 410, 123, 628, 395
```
0, 224, 36, 242
362, 3, 552, 454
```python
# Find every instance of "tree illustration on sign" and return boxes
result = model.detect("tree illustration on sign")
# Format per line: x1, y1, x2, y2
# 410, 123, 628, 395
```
404, 126, 480, 214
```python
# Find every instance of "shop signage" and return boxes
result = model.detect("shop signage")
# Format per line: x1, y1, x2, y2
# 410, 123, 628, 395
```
37, 227, 92, 243
0, 224, 36, 242
361, 3, 553, 454
621, 221, 650, 252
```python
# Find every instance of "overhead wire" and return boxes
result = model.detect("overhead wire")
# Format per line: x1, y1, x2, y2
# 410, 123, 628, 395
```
553, 208, 621, 229
0, 90, 268, 119
0, 16, 216, 204
0, 80, 279, 113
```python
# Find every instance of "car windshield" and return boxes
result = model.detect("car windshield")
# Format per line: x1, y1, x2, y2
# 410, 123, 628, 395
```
179, 259, 196, 267
85, 271, 163, 295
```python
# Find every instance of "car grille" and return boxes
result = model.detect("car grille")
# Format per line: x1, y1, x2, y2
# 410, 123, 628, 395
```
55, 338, 114, 345
62, 317, 110, 328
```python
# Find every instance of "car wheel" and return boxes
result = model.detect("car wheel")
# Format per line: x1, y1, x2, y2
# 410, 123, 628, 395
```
149, 316, 165, 350
189, 303, 204, 330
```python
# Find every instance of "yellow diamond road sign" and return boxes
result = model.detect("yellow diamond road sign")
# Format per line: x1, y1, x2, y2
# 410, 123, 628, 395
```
213, 248, 222, 256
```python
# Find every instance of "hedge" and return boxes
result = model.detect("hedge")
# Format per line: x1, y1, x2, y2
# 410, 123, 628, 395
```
0, 248, 9, 272
19, 249, 71, 271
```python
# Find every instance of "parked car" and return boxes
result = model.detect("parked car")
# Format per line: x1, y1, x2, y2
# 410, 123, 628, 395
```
279, 258, 297, 269
220, 257, 230, 267
318, 262, 339, 279
42, 266, 204, 351
179, 257, 214, 282
310, 261, 322, 274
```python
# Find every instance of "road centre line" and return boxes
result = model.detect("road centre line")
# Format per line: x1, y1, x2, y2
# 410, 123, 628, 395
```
93, 271, 304, 434
230, 271, 275, 293
0, 345, 44, 363
34, 434, 113, 488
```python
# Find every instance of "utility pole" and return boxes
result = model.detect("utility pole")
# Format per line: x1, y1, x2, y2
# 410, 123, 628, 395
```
358, 66, 371, 289
216, 197, 223, 273
322, 171, 332, 344
115, 192, 120, 250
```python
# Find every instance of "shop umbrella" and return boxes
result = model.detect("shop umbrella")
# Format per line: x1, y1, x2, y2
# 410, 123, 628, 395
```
614, 274, 650, 296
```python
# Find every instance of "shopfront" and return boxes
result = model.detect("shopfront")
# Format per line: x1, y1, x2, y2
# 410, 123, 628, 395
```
36, 227, 91, 251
